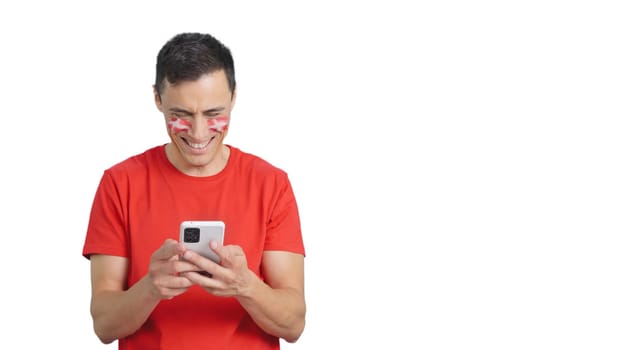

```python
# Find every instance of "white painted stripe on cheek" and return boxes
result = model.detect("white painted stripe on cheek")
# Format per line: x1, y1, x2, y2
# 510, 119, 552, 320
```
208, 116, 229, 132
167, 117, 192, 133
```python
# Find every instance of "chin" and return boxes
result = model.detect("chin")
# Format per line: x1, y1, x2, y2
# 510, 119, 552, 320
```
184, 151, 216, 166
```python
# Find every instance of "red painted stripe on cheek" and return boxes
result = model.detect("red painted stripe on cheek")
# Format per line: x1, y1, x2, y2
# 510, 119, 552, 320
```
167, 117, 192, 133
207, 116, 230, 132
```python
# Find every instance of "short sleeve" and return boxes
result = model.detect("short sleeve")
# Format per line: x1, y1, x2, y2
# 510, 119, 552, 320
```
82, 170, 129, 259
264, 174, 305, 256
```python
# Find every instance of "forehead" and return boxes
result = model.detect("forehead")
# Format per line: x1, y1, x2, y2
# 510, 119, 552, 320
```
160, 70, 232, 104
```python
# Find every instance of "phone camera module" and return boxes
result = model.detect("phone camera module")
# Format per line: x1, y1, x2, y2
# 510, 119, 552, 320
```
183, 227, 200, 243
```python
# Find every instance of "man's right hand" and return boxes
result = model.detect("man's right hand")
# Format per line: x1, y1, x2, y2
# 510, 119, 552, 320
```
147, 238, 197, 300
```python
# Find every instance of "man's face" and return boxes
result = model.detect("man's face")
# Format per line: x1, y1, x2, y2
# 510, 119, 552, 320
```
155, 70, 235, 176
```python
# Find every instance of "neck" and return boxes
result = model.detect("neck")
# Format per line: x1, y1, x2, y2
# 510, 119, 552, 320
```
165, 143, 230, 177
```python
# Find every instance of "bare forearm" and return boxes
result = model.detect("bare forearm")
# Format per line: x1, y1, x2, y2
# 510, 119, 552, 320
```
236, 276, 306, 343
91, 277, 160, 344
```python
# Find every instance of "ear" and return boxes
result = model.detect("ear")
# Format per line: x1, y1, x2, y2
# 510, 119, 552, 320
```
153, 85, 164, 112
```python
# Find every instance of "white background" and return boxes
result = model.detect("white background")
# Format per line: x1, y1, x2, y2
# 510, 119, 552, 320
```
1, 1, 621, 349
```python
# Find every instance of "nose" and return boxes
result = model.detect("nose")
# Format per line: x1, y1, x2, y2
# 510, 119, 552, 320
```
188, 117, 211, 140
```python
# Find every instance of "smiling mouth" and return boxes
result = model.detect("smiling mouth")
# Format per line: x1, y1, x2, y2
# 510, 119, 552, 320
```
184, 135, 216, 150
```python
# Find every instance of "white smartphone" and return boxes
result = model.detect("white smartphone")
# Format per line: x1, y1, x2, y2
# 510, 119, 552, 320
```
179, 220, 225, 263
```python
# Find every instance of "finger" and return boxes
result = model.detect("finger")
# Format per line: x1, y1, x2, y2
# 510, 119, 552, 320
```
166, 275, 194, 289
182, 272, 236, 297
183, 271, 223, 287
151, 275, 193, 299
182, 250, 220, 272
212, 244, 244, 267
208, 240, 224, 260
173, 259, 204, 274
153, 239, 183, 260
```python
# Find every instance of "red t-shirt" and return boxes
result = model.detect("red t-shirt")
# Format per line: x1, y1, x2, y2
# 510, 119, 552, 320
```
82, 144, 305, 350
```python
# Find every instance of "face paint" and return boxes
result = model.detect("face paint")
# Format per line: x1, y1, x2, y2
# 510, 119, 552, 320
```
208, 116, 229, 133
167, 117, 192, 133
167, 116, 230, 134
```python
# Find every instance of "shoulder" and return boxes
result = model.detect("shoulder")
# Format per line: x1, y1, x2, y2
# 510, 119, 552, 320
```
104, 144, 165, 179
230, 145, 286, 174
229, 145, 291, 183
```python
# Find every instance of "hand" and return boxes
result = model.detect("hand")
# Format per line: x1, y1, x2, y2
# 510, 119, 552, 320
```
147, 239, 197, 300
181, 241, 257, 297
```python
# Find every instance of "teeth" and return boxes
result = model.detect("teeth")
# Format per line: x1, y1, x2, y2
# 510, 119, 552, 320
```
185, 136, 215, 149
188, 141, 208, 149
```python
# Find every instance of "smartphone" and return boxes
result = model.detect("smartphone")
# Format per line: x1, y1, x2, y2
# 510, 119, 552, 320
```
179, 220, 225, 263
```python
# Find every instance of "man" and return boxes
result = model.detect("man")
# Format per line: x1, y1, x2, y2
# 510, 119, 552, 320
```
82, 32, 306, 350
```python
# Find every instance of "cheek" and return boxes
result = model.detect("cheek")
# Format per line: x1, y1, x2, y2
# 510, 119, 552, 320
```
207, 116, 230, 133
167, 117, 192, 133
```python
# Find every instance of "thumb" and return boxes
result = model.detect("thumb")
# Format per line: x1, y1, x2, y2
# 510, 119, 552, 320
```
153, 238, 183, 260
209, 240, 225, 260
209, 239, 221, 252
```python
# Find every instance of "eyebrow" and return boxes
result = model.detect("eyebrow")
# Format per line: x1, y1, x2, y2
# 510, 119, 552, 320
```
169, 106, 226, 116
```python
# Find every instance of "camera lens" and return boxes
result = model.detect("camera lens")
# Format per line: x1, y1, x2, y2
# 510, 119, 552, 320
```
183, 227, 200, 243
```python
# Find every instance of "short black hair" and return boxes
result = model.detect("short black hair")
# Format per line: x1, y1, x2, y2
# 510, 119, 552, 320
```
155, 32, 236, 96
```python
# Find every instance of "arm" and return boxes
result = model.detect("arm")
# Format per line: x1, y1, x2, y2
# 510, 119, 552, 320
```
90, 255, 159, 344
181, 247, 306, 342
89, 240, 195, 344
237, 251, 306, 343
